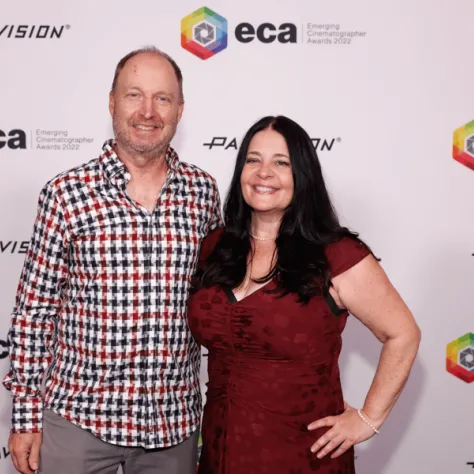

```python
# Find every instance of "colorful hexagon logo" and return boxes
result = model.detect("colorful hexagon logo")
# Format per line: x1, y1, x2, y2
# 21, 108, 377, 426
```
446, 332, 474, 383
453, 120, 474, 171
196, 432, 203, 471
181, 7, 228, 60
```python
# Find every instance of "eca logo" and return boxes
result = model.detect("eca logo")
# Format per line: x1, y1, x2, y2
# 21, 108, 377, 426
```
235, 22, 297, 44
181, 7, 228, 60
0, 129, 26, 149
446, 332, 474, 383
453, 120, 474, 171
181, 7, 297, 59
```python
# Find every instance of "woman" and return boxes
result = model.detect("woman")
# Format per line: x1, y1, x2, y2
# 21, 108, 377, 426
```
188, 116, 420, 473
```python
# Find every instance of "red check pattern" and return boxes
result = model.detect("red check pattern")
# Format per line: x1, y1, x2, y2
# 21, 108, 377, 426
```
3, 141, 222, 448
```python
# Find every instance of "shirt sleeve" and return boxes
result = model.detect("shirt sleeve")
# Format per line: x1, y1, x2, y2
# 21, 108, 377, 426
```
207, 178, 223, 232
3, 183, 69, 433
325, 236, 371, 278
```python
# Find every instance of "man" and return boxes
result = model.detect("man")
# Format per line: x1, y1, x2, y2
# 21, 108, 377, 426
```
3, 46, 222, 474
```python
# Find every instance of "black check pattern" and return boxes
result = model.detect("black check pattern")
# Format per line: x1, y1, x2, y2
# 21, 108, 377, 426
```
3, 141, 222, 448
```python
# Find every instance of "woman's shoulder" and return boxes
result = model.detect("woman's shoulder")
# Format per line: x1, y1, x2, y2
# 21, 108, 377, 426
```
324, 235, 371, 278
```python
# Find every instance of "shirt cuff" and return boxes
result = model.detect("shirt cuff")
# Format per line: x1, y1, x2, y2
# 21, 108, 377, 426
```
11, 397, 43, 433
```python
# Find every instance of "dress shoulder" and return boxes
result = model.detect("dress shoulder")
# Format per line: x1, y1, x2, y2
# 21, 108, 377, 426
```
325, 236, 371, 278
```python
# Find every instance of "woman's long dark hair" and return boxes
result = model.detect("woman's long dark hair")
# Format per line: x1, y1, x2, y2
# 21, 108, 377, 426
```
193, 115, 368, 303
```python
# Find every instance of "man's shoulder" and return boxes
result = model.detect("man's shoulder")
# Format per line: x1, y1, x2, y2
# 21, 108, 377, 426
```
177, 160, 217, 188
44, 157, 102, 194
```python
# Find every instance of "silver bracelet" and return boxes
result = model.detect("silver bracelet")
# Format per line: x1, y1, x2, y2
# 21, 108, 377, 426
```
357, 409, 380, 434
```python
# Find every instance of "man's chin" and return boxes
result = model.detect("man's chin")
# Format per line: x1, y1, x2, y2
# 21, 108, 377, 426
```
114, 128, 175, 157
129, 140, 167, 156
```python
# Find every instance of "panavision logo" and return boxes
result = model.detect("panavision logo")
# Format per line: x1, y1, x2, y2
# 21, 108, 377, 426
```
0, 447, 10, 460
203, 136, 341, 159
0, 241, 29, 254
0, 340, 8, 360
0, 25, 70, 39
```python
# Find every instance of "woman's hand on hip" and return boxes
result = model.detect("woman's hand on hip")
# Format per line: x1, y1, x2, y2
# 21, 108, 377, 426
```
307, 402, 378, 459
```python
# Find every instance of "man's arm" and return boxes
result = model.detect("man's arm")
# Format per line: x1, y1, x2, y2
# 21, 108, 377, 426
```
208, 178, 223, 232
3, 182, 68, 472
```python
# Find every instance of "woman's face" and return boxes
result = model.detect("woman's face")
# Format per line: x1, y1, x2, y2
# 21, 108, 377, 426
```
240, 128, 294, 217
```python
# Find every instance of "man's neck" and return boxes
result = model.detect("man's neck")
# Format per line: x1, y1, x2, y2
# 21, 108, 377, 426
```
114, 143, 171, 213
114, 142, 169, 185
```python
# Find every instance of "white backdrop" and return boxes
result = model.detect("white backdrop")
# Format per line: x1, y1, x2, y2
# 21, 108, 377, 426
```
1, 1, 473, 472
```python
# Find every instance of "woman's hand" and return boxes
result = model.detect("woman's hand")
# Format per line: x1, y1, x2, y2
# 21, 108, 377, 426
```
307, 402, 379, 459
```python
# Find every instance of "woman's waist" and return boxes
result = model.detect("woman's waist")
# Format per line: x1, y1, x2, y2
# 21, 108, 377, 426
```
203, 380, 344, 419
207, 354, 338, 383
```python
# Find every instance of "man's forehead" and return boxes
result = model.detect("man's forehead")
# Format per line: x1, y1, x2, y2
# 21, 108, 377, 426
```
116, 54, 178, 88
123, 53, 171, 74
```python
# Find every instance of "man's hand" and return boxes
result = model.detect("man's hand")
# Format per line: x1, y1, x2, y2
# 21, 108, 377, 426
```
9, 432, 42, 474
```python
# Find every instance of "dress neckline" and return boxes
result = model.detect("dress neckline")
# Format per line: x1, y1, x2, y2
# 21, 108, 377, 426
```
222, 280, 274, 305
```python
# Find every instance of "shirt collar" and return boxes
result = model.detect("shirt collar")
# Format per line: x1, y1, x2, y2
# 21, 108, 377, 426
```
99, 139, 181, 186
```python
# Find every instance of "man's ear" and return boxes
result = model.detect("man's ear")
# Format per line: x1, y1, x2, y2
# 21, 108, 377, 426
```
177, 101, 184, 123
109, 91, 115, 118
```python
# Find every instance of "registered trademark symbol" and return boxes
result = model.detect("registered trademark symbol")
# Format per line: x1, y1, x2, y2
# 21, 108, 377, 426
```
65, 25, 71, 30
336, 137, 342, 142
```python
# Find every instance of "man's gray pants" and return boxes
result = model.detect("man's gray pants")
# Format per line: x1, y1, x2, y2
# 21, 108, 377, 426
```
38, 409, 198, 474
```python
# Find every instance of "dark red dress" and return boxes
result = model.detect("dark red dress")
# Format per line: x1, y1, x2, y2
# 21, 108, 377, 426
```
188, 229, 370, 474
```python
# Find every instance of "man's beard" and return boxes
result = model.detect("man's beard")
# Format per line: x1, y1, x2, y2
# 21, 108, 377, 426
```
112, 114, 177, 158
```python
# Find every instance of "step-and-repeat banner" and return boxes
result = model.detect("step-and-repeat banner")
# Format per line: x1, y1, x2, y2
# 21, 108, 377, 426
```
1, 1, 473, 472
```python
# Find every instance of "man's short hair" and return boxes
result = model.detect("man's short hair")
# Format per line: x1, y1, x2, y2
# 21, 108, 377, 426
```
111, 46, 184, 101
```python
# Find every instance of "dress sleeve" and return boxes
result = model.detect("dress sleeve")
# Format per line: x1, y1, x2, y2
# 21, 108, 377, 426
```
198, 227, 224, 268
325, 236, 371, 278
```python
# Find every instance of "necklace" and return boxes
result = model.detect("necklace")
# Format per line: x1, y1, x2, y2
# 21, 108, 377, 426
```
249, 231, 277, 241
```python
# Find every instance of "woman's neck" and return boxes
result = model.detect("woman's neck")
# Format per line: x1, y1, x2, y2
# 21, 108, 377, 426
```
249, 212, 282, 239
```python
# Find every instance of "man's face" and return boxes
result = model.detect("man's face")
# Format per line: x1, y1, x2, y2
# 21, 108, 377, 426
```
109, 52, 184, 158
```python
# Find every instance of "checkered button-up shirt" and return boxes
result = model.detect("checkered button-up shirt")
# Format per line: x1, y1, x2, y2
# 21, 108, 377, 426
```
3, 141, 222, 448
